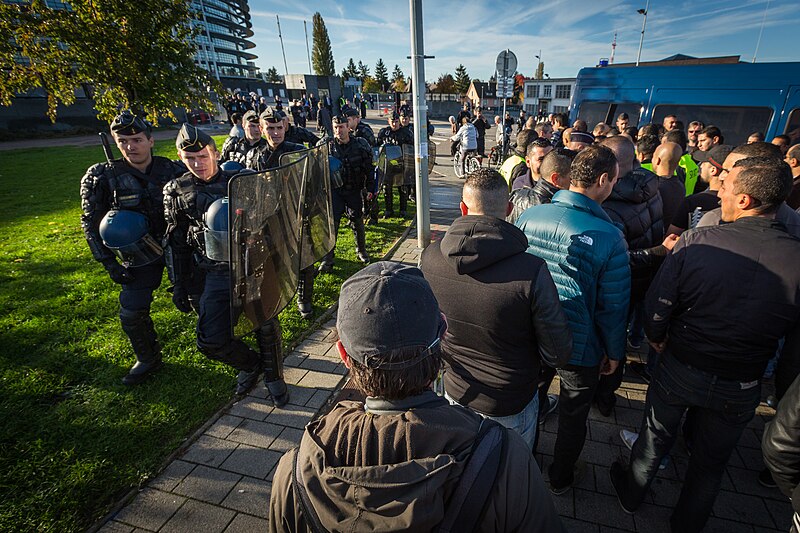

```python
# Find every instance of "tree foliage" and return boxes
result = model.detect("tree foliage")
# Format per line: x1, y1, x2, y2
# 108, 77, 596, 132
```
0, 0, 219, 124
311, 12, 335, 76
341, 57, 358, 80
454, 64, 471, 95
357, 60, 370, 80
374, 59, 389, 92
362, 76, 380, 94
264, 67, 282, 83
513, 73, 526, 104
392, 64, 405, 84
434, 73, 456, 94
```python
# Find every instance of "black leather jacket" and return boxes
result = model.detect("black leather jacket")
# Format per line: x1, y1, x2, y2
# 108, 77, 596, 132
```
507, 179, 559, 224
763, 372, 800, 521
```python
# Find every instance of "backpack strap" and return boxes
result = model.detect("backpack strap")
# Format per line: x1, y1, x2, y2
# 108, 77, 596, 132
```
292, 448, 329, 533
438, 418, 507, 533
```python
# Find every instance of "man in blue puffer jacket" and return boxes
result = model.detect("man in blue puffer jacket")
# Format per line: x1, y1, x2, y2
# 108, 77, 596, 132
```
516, 144, 631, 495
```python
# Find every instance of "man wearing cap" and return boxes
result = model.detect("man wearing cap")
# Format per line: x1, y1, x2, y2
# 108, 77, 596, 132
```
268, 262, 565, 532
80, 111, 186, 385
377, 112, 414, 218
345, 108, 375, 147
318, 115, 373, 272
567, 131, 594, 152
220, 110, 264, 166
420, 168, 572, 451
245, 107, 306, 172
163, 124, 290, 405
666, 144, 732, 235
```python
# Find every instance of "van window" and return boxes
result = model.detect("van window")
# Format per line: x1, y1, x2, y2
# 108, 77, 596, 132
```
577, 102, 641, 128
653, 105, 772, 146
785, 109, 800, 144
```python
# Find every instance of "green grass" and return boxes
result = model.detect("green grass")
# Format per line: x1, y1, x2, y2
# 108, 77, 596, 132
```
0, 136, 410, 532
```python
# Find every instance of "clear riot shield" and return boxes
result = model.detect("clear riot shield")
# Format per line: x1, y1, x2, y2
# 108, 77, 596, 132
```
400, 143, 438, 186
228, 159, 303, 337
379, 145, 405, 187
280, 145, 336, 270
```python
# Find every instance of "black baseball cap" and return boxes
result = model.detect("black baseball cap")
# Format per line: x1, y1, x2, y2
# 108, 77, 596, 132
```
337, 262, 445, 370
695, 144, 733, 169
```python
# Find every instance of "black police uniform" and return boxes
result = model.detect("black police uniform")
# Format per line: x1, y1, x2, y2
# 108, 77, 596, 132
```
352, 120, 379, 223
320, 133, 374, 270
79, 119, 185, 385
284, 124, 320, 147
245, 139, 306, 171
164, 125, 289, 404
376, 124, 414, 217
220, 136, 266, 166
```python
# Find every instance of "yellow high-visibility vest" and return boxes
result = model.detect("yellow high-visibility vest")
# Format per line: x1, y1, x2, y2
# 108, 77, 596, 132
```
499, 154, 525, 186
641, 154, 699, 196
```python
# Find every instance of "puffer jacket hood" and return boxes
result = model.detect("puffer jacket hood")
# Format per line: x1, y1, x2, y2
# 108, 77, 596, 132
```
439, 215, 527, 275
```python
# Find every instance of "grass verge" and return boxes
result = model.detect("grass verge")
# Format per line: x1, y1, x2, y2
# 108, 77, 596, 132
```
0, 136, 410, 532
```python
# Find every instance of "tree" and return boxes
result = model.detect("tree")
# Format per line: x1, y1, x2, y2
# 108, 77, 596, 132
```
311, 12, 335, 76
357, 60, 370, 80
454, 64, 471, 95
0, 0, 218, 124
391, 65, 405, 92
434, 74, 456, 94
374, 59, 389, 92
341, 58, 358, 80
264, 67, 282, 83
513, 73, 526, 104
362, 76, 380, 94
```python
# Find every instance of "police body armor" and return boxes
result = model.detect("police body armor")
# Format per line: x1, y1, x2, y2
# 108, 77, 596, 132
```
80, 157, 184, 264
99, 209, 163, 267
329, 137, 373, 192
221, 136, 265, 167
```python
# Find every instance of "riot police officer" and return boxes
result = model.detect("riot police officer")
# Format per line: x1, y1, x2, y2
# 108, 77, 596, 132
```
319, 115, 373, 272
246, 107, 306, 171
219, 110, 264, 165
163, 124, 290, 406
80, 111, 185, 386
280, 109, 320, 147
346, 109, 378, 224
377, 112, 414, 218
243, 108, 316, 320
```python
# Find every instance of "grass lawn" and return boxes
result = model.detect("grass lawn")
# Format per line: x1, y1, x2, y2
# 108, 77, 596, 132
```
0, 135, 410, 532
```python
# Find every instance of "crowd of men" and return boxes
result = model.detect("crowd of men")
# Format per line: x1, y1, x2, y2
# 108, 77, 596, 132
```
267, 112, 800, 533
81, 105, 800, 531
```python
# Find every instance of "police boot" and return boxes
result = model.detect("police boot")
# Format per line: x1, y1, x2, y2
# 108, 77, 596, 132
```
352, 218, 370, 264
119, 309, 163, 386
256, 319, 290, 408
317, 250, 335, 275
235, 366, 261, 396
297, 266, 315, 319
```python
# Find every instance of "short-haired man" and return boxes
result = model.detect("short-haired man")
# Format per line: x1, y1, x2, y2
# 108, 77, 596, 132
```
281, 109, 320, 147
786, 144, 800, 209
245, 107, 306, 171
420, 169, 572, 450
269, 262, 565, 532
568, 131, 594, 152
748, 131, 765, 144
610, 157, 800, 532
220, 110, 264, 166
517, 145, 630, 493
695, 125, 723, 154
572, 119, 588, 133
501, 129, 539, 187
667, 144, 733, 235
508, 147, 576, 224
377, 112, 414, 218
616, 113, 630, 132
471, 107, 491, 157
662, 114, 679, 131
535, 121, 553, 142
686, 120, 704, 152
510, 137, 552, 191
773, 134, 792, 156
651, 142, 686, 227
163, 124, 290, 405
80, 112, 186, 385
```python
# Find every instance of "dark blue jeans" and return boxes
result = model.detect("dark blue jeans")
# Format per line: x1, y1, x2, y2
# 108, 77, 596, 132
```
621, 352, 761, 532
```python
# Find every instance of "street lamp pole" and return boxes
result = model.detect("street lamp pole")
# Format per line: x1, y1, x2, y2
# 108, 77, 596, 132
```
636, 0, 650, 66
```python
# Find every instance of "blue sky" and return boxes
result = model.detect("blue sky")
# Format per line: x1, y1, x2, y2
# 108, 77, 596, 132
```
247, 0, 800, 82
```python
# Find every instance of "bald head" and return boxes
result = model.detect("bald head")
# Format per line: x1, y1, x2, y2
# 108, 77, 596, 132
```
601, 136, 636, 176
461, 168, 510, 219
653, 142, 682, 177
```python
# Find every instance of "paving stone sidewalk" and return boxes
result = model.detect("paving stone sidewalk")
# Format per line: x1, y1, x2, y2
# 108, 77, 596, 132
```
97, 164, 792, 533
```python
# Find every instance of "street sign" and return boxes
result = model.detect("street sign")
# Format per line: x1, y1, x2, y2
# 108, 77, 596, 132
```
495, 50, 518, 77
495, 76, 514, 98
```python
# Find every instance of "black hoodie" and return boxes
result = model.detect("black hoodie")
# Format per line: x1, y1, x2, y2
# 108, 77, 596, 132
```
420, 215, 572, 416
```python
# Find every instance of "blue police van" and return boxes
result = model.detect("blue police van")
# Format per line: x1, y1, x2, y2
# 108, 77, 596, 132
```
569, 61, 800, 146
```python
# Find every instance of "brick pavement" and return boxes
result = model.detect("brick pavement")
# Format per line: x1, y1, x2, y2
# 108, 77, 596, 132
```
97, 141, 792, 533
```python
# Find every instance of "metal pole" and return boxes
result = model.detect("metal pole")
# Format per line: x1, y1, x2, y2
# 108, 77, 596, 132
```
277, 15, 289, 75
753, 0, 771, 63
635, 0, 649, 66
304, 20, 313, 73
409, 0, 430, 248
502, 49, 508, 142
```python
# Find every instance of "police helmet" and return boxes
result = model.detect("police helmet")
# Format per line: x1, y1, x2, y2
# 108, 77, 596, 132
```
220, 160, 244, 173
203, 198, 230, 262
99, 210, 162, 267
329, 155, 344, 189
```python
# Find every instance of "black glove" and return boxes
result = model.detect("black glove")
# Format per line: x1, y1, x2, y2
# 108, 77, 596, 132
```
103, 260, 134, 284
171, 285, 192, 313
